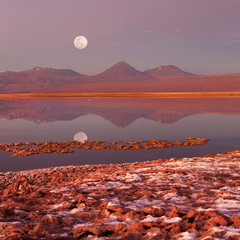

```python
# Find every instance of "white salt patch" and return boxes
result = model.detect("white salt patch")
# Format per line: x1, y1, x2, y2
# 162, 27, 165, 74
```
161, 216, 182, 224
135, 167, 152, 172
216, 198, 240, 215
124, 172, 142, 182
52, 203, 64, 209
87, 236, 120, 239
89, 184, 107, 189
14, 210, 27, 215
107, 198, 120, 206
144, 228, 161, 238
61, 187, 75, 192
170, 173, 181, 178
209, 226, 240, 239
126, 199, 164, 210
84, 181, 123, 190
212, 226, 240, 234
70, 207, 84, 214
60, 233, 69, 237
124, 217, 133, 224
73, 223, 92, 229
196, 207, 216, 212
135, 199, 153, 205
146, 175, 160, 182
163, 192, 178, 200
155, 190, 163, 196
49, 189, 58, 193
107, 216, 118, 222
225, 231, 240, 238
116, 185, 131, 190
78, 183, 88, 188
84, 179, 98, 182
107, 202, 117, 207
58, 211, 72, 218
127, 204, 139, 210
107, 216, 130, 225
127, 205, 141, 210
141, 215, 158, 222
51, 233, 69, 237
191, 193, 198, 199
50, 187, 75, 193
170, 196, 188, 203
176, 231, 197, 239
1, 221, 22, 225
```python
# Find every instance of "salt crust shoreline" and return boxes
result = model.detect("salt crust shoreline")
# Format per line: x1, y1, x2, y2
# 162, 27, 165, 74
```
0, 149, 240, 239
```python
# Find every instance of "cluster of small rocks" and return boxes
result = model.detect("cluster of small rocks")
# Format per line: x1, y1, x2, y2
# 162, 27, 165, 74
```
0, 148, 239, 239
0, 137, 209, 157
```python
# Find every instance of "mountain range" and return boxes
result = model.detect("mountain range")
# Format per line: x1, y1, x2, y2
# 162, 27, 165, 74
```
1, 61, 240, 93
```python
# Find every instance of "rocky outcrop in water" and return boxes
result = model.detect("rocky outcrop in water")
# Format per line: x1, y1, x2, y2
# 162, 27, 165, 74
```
0, 137, 209, 157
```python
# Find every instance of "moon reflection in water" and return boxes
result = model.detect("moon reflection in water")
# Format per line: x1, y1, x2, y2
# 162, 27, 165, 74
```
74, 131, 88, 143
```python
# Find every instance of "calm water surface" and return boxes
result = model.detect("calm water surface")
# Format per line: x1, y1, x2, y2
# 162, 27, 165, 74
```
1, 98, 240, 172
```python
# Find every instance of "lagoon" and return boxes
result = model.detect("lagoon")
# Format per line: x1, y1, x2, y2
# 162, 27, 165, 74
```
1, 97, 240, 172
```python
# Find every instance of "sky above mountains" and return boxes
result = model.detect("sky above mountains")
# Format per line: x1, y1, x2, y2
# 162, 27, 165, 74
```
1, 0, 240, 75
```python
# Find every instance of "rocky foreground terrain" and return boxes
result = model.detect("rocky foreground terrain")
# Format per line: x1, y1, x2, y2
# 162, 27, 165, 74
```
0, 149, 240, 239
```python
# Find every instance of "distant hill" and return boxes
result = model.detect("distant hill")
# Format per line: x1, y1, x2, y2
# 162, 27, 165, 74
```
0, 67, 84, 93
0, 67, 84, 82
144, 65, 195, 77
1, 62, 240, 93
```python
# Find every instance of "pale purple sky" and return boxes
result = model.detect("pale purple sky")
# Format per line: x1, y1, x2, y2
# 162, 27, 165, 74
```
1, 0, 240, 75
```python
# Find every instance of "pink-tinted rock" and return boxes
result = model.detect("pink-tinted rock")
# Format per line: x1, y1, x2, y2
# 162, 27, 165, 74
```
3, 175, 33, 197
231, 216, 240, 227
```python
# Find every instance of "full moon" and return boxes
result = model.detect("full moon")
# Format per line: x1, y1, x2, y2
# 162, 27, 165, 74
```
74, 131, 88, 143
74, 36, 88, 49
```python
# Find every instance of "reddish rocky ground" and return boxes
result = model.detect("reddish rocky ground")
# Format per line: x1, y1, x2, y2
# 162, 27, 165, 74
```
0, 149, 240, 239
